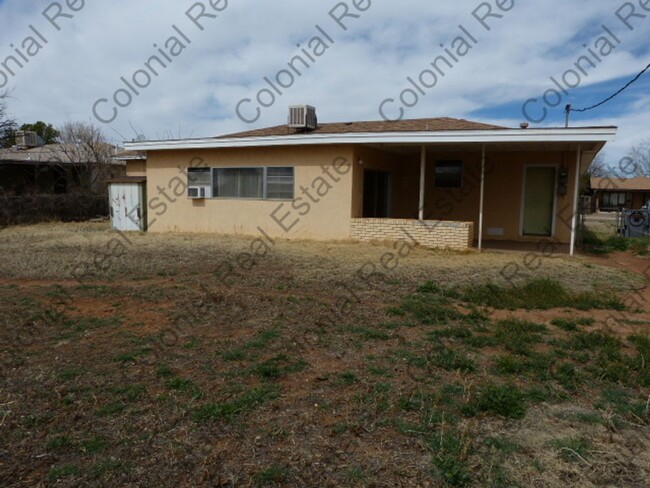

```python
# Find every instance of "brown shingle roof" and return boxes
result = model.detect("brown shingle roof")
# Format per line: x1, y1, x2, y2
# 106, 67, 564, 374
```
219, 117, 505, 139
591, 176, 650, 191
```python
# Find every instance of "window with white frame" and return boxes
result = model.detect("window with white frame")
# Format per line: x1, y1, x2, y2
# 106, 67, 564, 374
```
435, 160, 463, 188
186, 166, 295, 200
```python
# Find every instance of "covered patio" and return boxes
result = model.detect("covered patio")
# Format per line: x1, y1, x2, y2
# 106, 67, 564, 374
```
349, 139, 605, 256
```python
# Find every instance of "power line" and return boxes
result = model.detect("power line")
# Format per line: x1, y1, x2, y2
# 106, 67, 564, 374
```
570, 61, 650, 113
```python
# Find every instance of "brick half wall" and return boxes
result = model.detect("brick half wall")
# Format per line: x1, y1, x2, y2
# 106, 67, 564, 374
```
350, 218, 474, 250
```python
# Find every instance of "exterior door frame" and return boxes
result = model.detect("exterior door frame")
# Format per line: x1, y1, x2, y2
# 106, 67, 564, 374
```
519, 164, 558, 238
363, 169, 392, 218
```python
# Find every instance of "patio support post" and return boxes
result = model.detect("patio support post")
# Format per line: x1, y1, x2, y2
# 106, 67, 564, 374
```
569, 145, 582, 257
419, 145, 426, 220
478, 145, 486, 252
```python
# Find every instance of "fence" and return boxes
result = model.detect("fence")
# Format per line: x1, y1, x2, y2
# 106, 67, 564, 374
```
0, 193, 109, 227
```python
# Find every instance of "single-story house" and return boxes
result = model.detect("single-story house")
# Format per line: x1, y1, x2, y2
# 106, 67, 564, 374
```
123, 109, 616, 255
590, 176, 650, 211
0, 131, 126, 195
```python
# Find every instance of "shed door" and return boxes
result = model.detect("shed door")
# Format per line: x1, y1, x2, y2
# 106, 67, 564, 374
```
110, 183, 143, 231
522, 167, 555, 236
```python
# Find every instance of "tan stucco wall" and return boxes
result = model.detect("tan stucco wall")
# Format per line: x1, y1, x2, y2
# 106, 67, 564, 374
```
140, 142, 583, 246
144, 145, 355, 240
126, 160, 147, 177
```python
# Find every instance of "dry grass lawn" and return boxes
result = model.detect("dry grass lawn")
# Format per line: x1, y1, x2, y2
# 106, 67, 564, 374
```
1, 222, 649, 487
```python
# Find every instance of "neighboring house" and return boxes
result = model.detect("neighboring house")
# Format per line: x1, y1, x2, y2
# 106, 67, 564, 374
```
590, 176, 650, 211
123, 108, 616, 255
0, 131, 126, 195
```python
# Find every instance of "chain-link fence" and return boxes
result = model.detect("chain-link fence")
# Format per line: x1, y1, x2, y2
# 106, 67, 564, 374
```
577, 194, 622, 250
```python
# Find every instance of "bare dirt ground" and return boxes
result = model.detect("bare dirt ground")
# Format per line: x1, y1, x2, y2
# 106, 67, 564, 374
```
0, 223, 649, 487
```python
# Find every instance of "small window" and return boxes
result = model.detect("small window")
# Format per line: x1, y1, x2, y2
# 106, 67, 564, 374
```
187, 167, 210, 186
266, 167, 294, 199
435, 160, 462, 188
213, 168, 264, 198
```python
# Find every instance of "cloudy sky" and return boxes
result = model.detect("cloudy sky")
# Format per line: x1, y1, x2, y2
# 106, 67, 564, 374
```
1, 0, 649, 164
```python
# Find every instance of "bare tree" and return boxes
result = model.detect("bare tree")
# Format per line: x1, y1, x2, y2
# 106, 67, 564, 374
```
587, 152, 612, 177
627, 140, 650, 176
0, 91, 17, 148
54, 122, 118, 193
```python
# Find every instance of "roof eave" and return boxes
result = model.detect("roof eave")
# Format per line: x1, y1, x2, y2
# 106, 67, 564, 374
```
124, 127, 618, 152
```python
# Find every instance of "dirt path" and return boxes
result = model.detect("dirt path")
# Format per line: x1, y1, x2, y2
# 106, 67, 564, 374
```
584, 251, 650, 307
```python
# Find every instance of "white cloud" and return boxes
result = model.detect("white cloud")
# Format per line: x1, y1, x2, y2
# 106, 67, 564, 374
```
0, 0, 648, 159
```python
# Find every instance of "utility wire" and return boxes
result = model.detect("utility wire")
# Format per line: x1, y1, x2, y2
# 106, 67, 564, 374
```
570, 61, 650, 113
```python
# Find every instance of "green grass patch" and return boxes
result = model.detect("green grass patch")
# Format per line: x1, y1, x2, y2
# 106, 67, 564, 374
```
252, 354, 307, 380
90, 459, 126, 478
47, 435, 74, 451
429, 326, 473, 340
156, 365, 174, 378
81, 435, 108, 454
58, 366, 85, 380
194, 384, 280, 422
553, 436, 592, 463
460, 278, 625, 311
494, 319, 547, 356
471, 384, 527, 419
167, 376, 203, 398
95, 402, 126, 417
339, 371, 359, 385
430, 430, 473, 487
221, 328, 282, 362
583, 229, 650, 255
113, 346, 151, 363
255, 464, 290, 486
47, 464, 80, 481
400, 290, 464, 325
429, 347, 476, 373
351, 326, 391, 340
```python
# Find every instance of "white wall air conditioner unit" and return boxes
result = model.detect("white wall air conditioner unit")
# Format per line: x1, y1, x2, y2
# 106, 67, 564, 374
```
288, 105, 317, 130
187, 186, 211, 199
